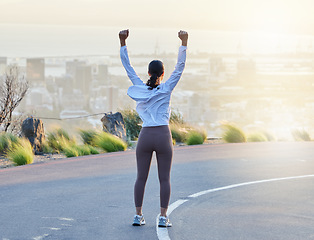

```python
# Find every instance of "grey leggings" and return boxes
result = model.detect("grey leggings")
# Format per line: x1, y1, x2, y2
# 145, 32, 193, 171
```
134, 125, 173, 209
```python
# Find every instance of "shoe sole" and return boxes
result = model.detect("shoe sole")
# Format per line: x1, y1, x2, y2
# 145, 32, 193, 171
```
158, 224, 172, 227
133, 222, 146, 226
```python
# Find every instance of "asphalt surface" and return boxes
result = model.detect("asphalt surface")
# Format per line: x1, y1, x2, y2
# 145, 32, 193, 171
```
1, 142, 314, 240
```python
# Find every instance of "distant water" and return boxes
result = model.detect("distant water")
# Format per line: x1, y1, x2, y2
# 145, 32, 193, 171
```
1, 24, 314, 58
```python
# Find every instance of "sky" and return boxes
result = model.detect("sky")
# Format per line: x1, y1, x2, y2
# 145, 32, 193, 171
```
1, 0, 314, 35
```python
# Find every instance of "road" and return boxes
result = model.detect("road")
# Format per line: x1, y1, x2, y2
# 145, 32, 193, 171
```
1, 142, 314, 240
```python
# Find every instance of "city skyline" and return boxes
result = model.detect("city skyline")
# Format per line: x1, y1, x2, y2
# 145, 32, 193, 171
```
1, 0, 314, 140
1, 45, 312, 140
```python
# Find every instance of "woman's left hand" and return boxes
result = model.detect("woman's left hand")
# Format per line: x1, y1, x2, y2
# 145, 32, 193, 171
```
119, 29, 129, 46
178, 30, 188, 46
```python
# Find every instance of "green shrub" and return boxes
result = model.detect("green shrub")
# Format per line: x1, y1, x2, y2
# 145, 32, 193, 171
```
94, 132, 127, 152
63, 145, 79, 158
7, 138, 34, 166
0, 134, 11, 153
47, 133, 59, 151
47, 128, 103, 157
41, 141, 54, 154
186, 131, 205, 145
56, 128, 71, 141
247, 132, 268, 142
170, 124, 187, 143
6, 134, 19, 145
291, 129, 311, 141
79, 129, 98, 146
196, 128, 207, 142
47, 128, 74, 152
0, 133, 19, 153
74, 145, 92, 156
0, 135, 8, 153
222, 123, 247, 143
261, 130, 276, 141
120, 108, 142, 141
63, 144, 101, 158
47, 134, 70, 152
170, 109, 185, 125
87, 145, 100, 155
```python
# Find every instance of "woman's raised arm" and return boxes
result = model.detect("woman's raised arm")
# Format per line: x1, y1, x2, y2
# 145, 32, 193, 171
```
164, 30, 188, 91
119, 29, 144, 86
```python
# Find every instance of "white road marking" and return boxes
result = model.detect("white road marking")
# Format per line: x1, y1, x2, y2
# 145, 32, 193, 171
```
156, 200, 188, 240
156, 214, 171, 240
61, 224, 72, 227
41, 227, 61, 231
167, 199, 188, 215
32, 234, 49, 240
156, 174, 314, 240
58, 217, 74, 221
41, 217, 74, 221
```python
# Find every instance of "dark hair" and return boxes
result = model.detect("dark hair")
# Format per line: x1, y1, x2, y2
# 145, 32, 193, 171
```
146, 60, 164, 90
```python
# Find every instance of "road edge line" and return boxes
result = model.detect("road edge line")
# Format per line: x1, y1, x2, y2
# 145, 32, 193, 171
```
156, 174, 314, 240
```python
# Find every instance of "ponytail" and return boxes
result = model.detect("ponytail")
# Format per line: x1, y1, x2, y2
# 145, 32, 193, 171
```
146, 60, 164, 90
147, 73, 159, 90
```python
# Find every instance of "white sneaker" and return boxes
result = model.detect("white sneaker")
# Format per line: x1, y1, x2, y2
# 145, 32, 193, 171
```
158, 216, 172, 227
132, 215, 146, 226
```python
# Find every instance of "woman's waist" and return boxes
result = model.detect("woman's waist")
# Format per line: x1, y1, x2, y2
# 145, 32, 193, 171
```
139, 112, 170, 127
142, 125, 169, 129
141, 125, 170, 134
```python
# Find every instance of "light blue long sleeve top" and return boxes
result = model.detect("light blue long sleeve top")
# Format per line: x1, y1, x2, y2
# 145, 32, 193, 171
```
120, 45, 187, 127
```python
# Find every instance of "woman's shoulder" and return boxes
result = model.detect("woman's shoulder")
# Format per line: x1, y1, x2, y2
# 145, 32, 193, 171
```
128, 84, 171, 101
158, 82, 172, 93
127, 85, 150, 101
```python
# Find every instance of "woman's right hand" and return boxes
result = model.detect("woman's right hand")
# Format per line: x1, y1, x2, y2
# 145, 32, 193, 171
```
178, 30, 188, 46
119, 29, 129, 46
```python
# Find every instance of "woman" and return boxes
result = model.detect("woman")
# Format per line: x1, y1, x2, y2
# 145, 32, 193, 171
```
119, 29, 188, 227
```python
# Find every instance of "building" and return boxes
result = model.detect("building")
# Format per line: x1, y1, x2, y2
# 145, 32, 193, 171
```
26, 58, 45, 82
75, 65, 92, 95
66, 60, 85, 77
95, 64, 108, 84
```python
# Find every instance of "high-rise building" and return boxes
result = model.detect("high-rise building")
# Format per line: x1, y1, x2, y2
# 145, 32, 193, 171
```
66, 60, 85, 77
75, 65, 92, 95
26, 58, 45, 82
96, 64, 108, 84
107, 86, 118, 112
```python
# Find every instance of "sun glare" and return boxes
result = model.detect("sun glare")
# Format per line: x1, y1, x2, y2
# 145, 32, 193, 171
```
245, 5, 295, 54
253, 10, 289, 35
249, 31, 283, 54
249, 0, 295, 34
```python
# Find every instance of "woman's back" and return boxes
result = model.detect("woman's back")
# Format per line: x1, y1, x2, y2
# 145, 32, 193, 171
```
120, 44, 187, 127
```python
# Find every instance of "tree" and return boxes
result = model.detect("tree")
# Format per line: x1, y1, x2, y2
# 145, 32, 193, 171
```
0, 65, 29, 132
